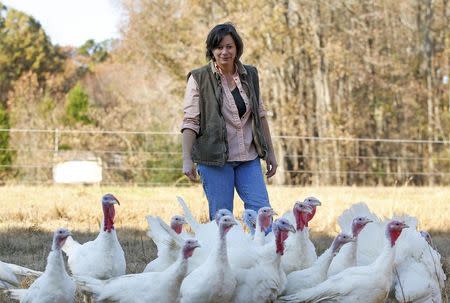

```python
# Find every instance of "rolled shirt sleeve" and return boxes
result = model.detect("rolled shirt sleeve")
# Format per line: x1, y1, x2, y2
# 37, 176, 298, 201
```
258, 94, 267, 118
180, 75, 200, 134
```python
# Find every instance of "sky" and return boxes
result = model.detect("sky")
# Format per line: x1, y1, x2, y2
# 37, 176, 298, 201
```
2, 0, 122, 47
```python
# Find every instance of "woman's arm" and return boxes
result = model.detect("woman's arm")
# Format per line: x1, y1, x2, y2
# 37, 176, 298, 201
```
182, 129, 197, 181
181, 75, 200, 181
260, 116, 278, 178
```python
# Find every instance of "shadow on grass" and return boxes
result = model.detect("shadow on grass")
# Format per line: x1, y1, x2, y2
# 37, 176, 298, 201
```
0, 227, 157, 303
0, 227, 157, 273
0, 228, 448, 302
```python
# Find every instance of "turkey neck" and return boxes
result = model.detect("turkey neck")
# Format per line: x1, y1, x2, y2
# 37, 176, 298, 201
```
312, 247, 336, 276
348, 237, 358, 266
164, 255, 189, 291
211, 226, 230, 265
372, 241, 396, 280
254, 216, 267, 245
46, 249, 68, 279
274, 230, 287, 266
97, 227, 119, 243
295, 227, 310, 245
102, 203, 116, 232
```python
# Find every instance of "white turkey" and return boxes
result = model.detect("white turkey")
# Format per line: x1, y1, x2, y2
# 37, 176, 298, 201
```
242, 209, 257, 236
391, 217, 446, 303
62, 193, 125, 279
281, 201, 314, 274
327, 213, 374, 277
4, 228, 76, 303
75, 239, 200, 303
180, 215, 237, 303
165, 215, 187, 234
282, 232, 354, 296
253, 207, 277, 246
177, 196, 233, 248
0, 261, 42, 289
277, 220, 409, 303
177, 197, 257, 270
144, 215, 188, 272
231, 218, 296, 303
302, 197, 321, 227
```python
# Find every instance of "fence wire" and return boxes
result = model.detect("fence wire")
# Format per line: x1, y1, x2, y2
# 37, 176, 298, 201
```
0, 128, 449, 186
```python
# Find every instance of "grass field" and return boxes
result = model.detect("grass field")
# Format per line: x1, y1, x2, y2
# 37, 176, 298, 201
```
0, 185, 448, 302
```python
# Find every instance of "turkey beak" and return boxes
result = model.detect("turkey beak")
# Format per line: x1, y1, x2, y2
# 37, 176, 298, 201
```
304, 204, 314, 214
180, 217, 187, 225
111, 196, 120, 205
288, 224, 296, 233
270, 209, 278, 216
401, 223, 409, 229
305, 198, 321, 207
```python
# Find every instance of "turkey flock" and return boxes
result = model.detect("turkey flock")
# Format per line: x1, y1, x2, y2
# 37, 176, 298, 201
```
0, 193, 446, 303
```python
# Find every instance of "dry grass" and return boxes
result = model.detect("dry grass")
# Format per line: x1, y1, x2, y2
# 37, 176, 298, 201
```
0, 185, 448, 302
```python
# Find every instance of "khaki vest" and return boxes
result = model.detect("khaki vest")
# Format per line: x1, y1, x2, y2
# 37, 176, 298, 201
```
188, 61, 268, 166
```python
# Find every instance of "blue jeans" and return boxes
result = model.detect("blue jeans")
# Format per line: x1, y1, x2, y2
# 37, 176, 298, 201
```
197, 157, 270, 221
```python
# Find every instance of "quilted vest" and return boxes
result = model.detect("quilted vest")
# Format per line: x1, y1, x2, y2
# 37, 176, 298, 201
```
188, 61, 268, 166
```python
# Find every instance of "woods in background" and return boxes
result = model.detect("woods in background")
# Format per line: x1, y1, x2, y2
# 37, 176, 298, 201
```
0, 0, 449, 186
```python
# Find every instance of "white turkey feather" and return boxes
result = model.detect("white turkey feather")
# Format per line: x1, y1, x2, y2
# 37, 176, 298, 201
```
4, 228, 76, 303
144, 215, 186, 272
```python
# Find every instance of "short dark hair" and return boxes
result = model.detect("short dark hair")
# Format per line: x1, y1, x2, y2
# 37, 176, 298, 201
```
205, 23, 244, 62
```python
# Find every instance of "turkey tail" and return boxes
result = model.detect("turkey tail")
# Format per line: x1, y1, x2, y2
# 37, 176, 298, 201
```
146, 215, 168, 243
277, 286, 338, 303
73, 275, 105, 294
337, 202, 380, 234
336, 203, 385, 266
3, 288, 27, 301
4, 262, 42, 278
147, 215, 185, 248
61, 236, 81, 257
0, 280, 16, 289
177, 196, 200, 232
0, 262, 20, 288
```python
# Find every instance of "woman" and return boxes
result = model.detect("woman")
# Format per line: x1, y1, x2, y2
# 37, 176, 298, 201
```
181, 23, 277, 220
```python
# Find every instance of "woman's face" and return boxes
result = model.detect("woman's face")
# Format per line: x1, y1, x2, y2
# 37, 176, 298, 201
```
212, 34, 236, 67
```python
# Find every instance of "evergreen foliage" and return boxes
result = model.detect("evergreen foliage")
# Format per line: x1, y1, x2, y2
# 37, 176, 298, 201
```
0, 105, 13, 180
0, 3, 64, 104
65, 84, 93, 125
78, 39, 109, 63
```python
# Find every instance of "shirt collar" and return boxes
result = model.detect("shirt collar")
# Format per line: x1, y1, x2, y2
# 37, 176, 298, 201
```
211, 60, 247, 77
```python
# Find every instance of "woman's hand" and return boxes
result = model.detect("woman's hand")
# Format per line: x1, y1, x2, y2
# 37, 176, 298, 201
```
265, 152, 278, 179
183, 158, 197, 181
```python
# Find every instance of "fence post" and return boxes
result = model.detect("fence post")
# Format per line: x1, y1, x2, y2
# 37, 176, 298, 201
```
54, 128, 59, 154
